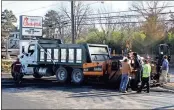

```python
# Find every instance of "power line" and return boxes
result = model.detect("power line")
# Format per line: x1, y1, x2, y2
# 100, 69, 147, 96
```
67, 5, 173, 18
46, 19, 174, 27
57, 5, 174, 21
11, 3, 174, 28
75, 5, 174, 17
59, 12, 174, 24
82, 12, 174, 20
13, 1, 174, 18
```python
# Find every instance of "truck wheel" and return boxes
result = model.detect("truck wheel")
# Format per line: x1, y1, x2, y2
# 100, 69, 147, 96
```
71, 69, 84, 85
56, 67, 68, 83
33, 67, 43, 79
33, 74, 43, 79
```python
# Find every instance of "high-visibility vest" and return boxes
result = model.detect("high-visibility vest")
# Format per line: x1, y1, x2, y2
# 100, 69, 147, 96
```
142, 64, 151, 78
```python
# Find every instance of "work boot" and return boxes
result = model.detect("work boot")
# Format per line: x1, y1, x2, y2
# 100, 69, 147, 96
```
122, 91, 127, 93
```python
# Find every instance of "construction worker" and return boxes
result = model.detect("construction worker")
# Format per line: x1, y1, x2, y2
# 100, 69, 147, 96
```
159, 55, 169, 86
137, 59, 151, 93
119, 58, 132, 93
132, 52, 143, 87
11, 58, 23, 84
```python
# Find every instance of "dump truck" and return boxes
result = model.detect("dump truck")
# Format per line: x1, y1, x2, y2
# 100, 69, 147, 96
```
15, 38, 120, 84
12, 38, 147, 90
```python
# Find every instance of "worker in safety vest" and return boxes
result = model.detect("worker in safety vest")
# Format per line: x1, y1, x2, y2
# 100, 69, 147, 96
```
137, 59, 151, 93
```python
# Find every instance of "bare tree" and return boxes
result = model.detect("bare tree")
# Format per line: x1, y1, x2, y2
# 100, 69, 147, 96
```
88, 8, 124, 41
168, 11, 174, 33
129, 1, 169, 53
60, 1, 92, 40
130, 1, 169, 40
43, 10, 69, 42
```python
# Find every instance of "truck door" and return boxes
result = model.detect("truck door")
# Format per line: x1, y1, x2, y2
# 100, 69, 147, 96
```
27, 44, 37, 64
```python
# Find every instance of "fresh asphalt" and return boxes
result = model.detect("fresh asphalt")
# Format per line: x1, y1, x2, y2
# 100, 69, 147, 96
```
2, 73, 174, 109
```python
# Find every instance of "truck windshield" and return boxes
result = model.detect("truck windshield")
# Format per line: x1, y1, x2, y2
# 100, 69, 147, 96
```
88, 46, 109, 62
89, 46, 108, 54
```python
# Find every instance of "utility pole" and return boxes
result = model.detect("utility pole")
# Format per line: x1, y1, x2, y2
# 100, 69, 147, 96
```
71, 1, 75, 44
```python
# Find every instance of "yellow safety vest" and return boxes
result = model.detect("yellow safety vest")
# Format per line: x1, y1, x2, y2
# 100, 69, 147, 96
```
142, 64, 151, 78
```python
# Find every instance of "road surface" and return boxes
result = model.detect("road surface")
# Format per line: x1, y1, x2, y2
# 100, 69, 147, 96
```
2, 74, 174, 109
2, 86, 174, 109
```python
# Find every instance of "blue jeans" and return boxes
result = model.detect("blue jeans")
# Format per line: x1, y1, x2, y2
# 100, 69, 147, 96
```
120, 74, 129, 92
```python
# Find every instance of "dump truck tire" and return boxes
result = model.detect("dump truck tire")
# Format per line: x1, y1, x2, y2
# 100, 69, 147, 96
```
33, 74, 43, 79
33, 68, 43, 79
71, 69, 84, 85
56, 67, 68, 83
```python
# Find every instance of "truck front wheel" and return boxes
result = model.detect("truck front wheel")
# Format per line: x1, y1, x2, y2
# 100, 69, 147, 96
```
33, 74, 43, 79
56, 67, 68, 83
71, 69, 84, 85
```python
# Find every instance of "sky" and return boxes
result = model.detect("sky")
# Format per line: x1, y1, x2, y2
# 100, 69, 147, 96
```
2, 1, 130, 27
2, 1, 174, 29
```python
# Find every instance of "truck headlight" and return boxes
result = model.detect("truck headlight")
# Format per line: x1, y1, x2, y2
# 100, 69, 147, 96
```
84, 68, 88, 71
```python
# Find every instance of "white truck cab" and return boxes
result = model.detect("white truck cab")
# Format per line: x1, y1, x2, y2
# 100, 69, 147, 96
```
19, 40, 38, 75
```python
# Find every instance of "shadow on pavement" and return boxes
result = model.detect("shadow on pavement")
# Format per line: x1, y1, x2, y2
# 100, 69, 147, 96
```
153, 105, 174, 109
67, 91, 137, 98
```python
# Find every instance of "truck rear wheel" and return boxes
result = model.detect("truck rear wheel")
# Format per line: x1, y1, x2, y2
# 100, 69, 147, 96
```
56, 67, 68, 83
71, 69, 84, 85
